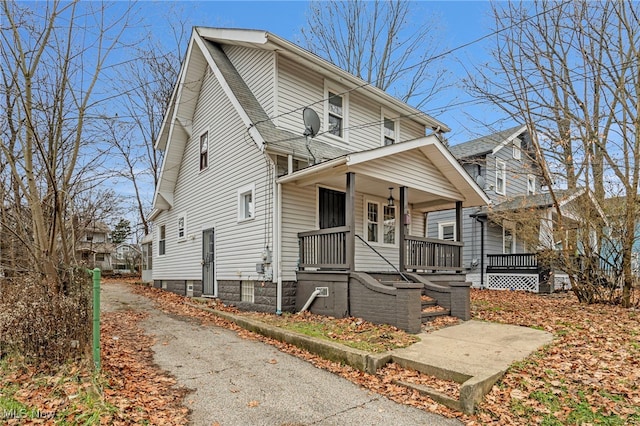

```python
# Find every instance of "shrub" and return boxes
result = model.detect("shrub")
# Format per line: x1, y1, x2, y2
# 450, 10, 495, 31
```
0, 270, 92, 367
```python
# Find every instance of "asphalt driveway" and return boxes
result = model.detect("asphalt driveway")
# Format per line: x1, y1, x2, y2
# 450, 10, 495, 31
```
101, 282, 462, 426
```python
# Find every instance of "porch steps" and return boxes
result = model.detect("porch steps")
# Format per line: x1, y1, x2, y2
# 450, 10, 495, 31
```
421, 295, 450, 322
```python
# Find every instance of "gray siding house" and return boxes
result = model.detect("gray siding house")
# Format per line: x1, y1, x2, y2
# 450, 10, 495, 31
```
429, 126, 592, 292
149, 27, 489, 332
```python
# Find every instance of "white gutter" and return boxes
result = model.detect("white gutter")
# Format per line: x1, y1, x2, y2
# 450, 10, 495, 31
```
276, 182, 283, 315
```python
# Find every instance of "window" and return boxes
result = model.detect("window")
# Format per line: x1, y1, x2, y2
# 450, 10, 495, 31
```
237, 184, 255, 222
366, 202, 379, 243
85, 234, 93, 242
527, 174, 536, 195
159, 225, 166, 256
200, 131, 209, 170
328, 91, 343, 137
365, 200, 396, 245
177, 214, 186, 240
513, 137, 522, 160
383, 117, 396, 145
241, 281, 254, 303
503, 223, 516, 254
495, 159, 506, 195
95, 253, 105, 262
439, 222, 456, 241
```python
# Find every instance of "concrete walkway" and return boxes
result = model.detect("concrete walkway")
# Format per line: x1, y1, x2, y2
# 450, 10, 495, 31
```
101, 282, 462, 426
391, 320, 554, 413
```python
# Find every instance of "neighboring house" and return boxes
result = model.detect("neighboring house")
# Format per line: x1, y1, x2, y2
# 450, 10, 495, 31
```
149, 27, 489, 332
113, 243, 141, 273
429, 126, 599, 292
75, 222, 114, 271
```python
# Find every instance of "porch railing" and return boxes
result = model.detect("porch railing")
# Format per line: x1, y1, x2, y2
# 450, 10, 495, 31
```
298, 226, 349, 270
404, 236, 463, 271
486, 253, 539, 272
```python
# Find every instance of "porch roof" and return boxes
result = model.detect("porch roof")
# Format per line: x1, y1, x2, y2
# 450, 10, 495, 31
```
277, 135, 490, 212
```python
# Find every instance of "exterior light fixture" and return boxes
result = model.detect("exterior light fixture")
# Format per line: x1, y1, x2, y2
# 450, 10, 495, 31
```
388, 187, 395, 206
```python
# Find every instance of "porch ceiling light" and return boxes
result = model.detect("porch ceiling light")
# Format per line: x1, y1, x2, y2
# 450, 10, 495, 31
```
388, 187, 395, 207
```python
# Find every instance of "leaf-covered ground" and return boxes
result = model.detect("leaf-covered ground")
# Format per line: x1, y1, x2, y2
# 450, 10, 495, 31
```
470, 289, 640, 425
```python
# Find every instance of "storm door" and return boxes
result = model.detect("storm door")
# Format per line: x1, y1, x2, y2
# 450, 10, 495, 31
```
202, 228, 215, 296
318, 187, 345, 229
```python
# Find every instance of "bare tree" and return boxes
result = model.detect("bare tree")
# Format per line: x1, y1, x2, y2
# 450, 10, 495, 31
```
110, 16, 187, 236
466, 1, 640, 306
300, 0, 449, 109
0, 0, 132, 291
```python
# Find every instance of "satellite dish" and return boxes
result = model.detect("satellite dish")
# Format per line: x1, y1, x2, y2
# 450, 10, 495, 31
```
303, 107, 321, 138
476, 175, 485, 189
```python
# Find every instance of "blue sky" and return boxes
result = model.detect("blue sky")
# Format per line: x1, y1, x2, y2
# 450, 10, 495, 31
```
133, 0, 507, 142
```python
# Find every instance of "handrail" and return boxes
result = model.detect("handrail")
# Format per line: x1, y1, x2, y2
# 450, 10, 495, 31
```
354, 234, 410, 282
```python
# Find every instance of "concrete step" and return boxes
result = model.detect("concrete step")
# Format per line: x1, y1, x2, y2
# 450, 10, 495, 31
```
421, 306, 451, 322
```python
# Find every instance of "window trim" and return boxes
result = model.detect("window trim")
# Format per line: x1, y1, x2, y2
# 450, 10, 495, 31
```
363, 198, 397, 247
527, 174, 536, 195
513, 137, 522, 160
199, 130, 209, 171
503, 221, 516, 254
158, 224, 166, 256
438, 222, 456, 241
177, 213, 187, 241
324, 81, 348, 142
237, 183, 255, 223
381, 109, 399, 146
495, 159, 506, 195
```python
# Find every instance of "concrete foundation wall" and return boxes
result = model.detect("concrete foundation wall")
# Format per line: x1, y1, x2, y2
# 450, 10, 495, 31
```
219, 280, 297, 313
153, 280, 203, 297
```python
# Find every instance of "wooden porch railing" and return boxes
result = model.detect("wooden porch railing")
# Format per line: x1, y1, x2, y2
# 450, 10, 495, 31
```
404, 236, 463, 271
486, 253, 539, 272
298, 226, 349, 270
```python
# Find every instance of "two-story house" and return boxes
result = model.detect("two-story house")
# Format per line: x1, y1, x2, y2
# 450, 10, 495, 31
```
149, 27, 489, 332
75, 221, 114, 271
429, 126, 598, 292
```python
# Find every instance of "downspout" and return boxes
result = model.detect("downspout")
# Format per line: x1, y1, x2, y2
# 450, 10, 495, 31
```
299, 289, 320, 313
276, 182, 283, 315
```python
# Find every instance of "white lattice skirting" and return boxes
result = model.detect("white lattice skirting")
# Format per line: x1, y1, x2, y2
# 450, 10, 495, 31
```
487, 273, 539, 292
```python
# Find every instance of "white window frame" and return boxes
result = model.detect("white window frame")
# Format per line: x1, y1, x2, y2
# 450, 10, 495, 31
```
527, 174, 536, 195
503, 221, 516, 254
177, 213, 187, 241
438, 222, 456, 241
513, 137, 522, 160
158, 224, 166, 256
199, 130, 209, 171
381, 110, 399, 146
364, 198, 397, 246
237, 183, 255, 222
324, 82, 348, 142
495, 159, 506, 195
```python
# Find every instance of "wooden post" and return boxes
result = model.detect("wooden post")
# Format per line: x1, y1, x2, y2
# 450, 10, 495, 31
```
399, 186, 408, 272
345, 172, 355, 271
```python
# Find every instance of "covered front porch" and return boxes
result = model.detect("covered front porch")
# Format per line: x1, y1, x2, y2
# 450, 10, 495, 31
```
278, 136, 488, 276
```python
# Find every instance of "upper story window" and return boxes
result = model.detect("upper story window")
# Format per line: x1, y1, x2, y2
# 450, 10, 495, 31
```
513, 137, 522, 160
365, 200, 396, 245
159, 225, 166, 256
527, 174, 536, 195
200, 131, 209, 171
237, 184, 255, 222
495, 159, 506, 195
439, 222, 456, 241
328, 91, 343, 137
383, 117, 396, 145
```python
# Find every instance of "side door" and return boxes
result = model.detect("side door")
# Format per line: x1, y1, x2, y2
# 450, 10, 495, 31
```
202, 228, 215, 296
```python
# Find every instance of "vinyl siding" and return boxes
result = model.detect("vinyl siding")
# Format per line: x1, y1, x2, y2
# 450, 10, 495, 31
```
153, 62, 271, 282
486, 144, 538, 203
224, 45, 276, 119
276, 56, 426, 155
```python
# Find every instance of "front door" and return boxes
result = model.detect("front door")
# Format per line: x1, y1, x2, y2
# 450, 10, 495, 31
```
202, 228, 215, 296
319, 187, 345, 229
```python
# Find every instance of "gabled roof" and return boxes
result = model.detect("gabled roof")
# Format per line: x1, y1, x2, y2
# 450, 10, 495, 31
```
491, 188, 581, 212
449, 124, 526, 159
